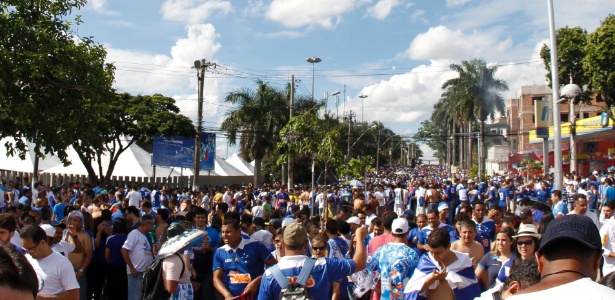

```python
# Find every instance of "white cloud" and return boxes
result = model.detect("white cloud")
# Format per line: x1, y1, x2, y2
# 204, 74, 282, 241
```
405, 25, 514, 61
87, 0, 119, 16
161, 0, 232, 24
254, 30, 305, 39
266, 0, 362, 29
446, 0, 472, 7
366, 0, 401, 20
106, 24, 225, 122
410, 9, 425, 22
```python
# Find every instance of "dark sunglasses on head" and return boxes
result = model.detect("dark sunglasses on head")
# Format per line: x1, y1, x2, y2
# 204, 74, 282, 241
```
516, 240, 534, 246
312, 246, 326, 251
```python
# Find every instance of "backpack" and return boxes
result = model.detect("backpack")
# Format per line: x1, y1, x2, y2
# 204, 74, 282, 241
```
141, 253, 185, 300
269, 258, 316, 300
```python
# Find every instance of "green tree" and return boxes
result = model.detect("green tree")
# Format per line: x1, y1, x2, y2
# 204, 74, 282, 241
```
584, 14, 615, 121
0, 0, 114, 181
540, 26, 589, 87
443, 59, 508, 172
222, 80, 290, 186
72, 93, 196, 184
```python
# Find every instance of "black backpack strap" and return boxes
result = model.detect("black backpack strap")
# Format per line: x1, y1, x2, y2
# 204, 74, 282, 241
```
269, 264, 291, 289
297, 258, 315, 286
175, 253, 186, 279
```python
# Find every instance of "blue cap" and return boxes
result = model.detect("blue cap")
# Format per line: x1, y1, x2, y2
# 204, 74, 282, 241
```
403, 209, 415, 219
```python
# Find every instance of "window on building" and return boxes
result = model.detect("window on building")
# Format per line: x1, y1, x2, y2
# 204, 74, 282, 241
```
561, 113, 568, 122
532, 116, 535, 123
583, 112, 590, 119
532, 96, 543, 104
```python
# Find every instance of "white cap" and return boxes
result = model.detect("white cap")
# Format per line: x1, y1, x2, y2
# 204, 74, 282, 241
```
391, 218, 409, 234
468, 179, 474, 183
347, 217, 361, 225
40, 224, 55, 238
593, 170, 598, 175
281, 217, 295, 228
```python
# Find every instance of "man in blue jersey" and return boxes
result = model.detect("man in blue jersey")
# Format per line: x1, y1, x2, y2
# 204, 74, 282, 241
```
257, 223, 368, 300
213, 218, 277, 299
186, 207, 221, 300
417, 208, 455, 255
472, 202, 495, 253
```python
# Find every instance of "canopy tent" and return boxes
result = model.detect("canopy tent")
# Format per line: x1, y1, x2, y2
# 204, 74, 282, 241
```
225, 153, 254, 176
182, 156, 249, 177
0, 137, 63, 173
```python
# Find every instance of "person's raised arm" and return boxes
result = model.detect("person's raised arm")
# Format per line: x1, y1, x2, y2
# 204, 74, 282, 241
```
353, 226, 367, 271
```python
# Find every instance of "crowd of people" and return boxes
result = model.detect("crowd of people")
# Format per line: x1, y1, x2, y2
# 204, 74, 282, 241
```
0, 164, 614, 300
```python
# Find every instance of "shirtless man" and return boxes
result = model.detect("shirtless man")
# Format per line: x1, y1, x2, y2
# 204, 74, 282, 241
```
450, 219, 483, 267
65, 211, 93, 300
354, 192, 366, 211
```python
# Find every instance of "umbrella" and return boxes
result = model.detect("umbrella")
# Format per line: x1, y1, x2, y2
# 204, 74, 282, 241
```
157, 229, 206, 258
349, 179, 363, 187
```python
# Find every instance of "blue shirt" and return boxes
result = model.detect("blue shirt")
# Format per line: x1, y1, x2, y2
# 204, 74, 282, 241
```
418, 223, 456, 253
368, 243, 419, 299
186, 226, 221, 275
105, 234, 128, 266
498, 188, 509, 208
52, 203, 67, 223
327, 237, 349, 260
258, 255, 356, 300
536, 188, 550, 203
213, 239, 273, 297
407, 227, 422, 251
552, 200, 568, 216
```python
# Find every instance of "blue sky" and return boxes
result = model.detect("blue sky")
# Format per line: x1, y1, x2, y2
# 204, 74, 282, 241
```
75, 0, 615, 160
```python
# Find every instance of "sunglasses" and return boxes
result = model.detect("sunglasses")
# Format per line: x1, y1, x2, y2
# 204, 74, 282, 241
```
516, 240, 534, 246
312, 246, 326, 251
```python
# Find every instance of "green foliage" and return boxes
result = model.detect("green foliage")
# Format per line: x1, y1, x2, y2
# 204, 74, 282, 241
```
338, 157, 374, 180
540, 26, 589, 87
0, 0, 114, 167
584, 14, 615, 120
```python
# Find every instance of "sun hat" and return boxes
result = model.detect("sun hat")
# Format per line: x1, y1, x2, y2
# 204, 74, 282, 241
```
538, 214, 601, 253
391, 218, 410, 234
283, 223, 307, 248
157, 225, 206, 258
347, 216, 361, 225
513, 223, 541, 239
40, 224, 56, 238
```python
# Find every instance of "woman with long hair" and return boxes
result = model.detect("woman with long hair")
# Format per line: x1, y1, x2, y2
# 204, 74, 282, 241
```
475, 227, 515, 290
496, 223, 540, 286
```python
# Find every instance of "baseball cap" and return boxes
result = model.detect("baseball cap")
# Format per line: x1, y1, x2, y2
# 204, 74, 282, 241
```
592, 170, 598, 175
519, 207, 532, 219
52, 222, 66, 230
391, 218, 409, 234
347, 216, 361, 225
281, 217, 295, 228
403, 209, 415, 219
283, 223, 307, 247
40, 224, 56, 238
266, 219, 281, 229
538, 214, 601, 253
438, 202, 449, 211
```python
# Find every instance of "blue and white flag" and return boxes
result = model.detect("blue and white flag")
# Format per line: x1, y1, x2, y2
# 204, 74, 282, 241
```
403, 250, 481, 300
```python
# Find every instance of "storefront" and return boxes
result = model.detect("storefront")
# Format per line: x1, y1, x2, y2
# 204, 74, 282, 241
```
529, 111, 615, 175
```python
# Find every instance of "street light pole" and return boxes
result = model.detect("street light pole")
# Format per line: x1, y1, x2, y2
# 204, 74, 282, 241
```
376, 129, 380, 170
547, 0, 563, 190
192, 59, 216, 191
358, 94, 368, 123
305, 57, 321, 103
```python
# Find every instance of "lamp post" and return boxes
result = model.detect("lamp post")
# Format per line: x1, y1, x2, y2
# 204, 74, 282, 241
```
305, 57, 321, 103
547, 0, 564, 190
358, 94, 368, 123
331, 90, 341, 119
558, 83, 583, 173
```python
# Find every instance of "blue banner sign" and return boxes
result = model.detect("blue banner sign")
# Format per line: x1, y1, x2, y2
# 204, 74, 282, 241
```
152, 133, 216, 170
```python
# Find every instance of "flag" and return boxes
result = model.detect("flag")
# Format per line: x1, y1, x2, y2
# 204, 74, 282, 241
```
403, 250, 481, 300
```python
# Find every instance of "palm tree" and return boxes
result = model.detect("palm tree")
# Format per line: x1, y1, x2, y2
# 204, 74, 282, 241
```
443, 59, 508, 173
221, 80, 289, 186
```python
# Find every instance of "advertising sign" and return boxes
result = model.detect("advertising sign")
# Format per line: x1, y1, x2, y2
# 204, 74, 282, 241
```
152, 133, 216, 170
534, 100, 549, 138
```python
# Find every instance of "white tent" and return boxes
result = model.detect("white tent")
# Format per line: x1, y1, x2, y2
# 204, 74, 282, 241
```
41, 141, 183, 177
225, 153, 254, 176
0, 137, 63, 172
182, 156, 249, 177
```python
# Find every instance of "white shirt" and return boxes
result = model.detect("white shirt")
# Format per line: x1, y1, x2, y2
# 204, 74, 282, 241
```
251, 205, 264, 218
568, 210, 600, 230
222, 193, 232, 204
122, 229, 154, 273
365, 213, 377, 227
126, 190, 142, 208
51, 240, 76, 257
27, 251, 79, 296
374, 191, 385, 206
316, 193, 324, 209
600, 217, 615, 276
507, 278, 614, 300
251, 229, 273, 249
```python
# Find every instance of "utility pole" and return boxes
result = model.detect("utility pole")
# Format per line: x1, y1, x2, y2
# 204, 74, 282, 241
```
288, 74, 294, 187
192, 59, 216, 191
346, 110, 353, 163
376, 129, 380, 170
